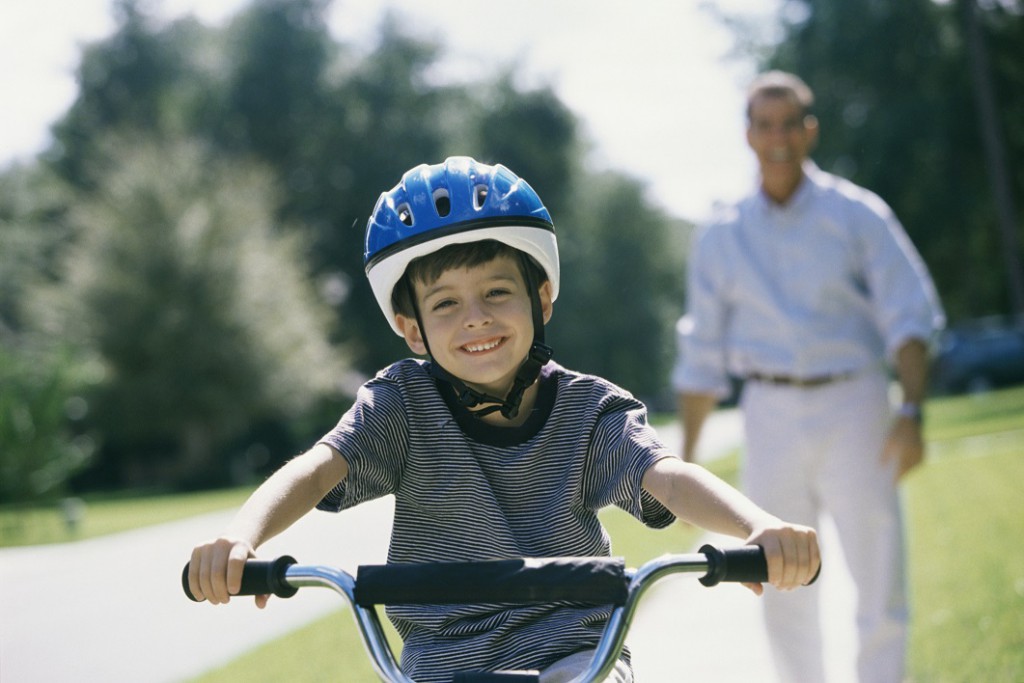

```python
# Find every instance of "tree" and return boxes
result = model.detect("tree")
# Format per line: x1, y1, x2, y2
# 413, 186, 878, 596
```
0, 166, 95, 504
50, 137, 347, 487
475, 75, 582, 219
552, 170, 689, 404
48, 0, 200, 187
0, 344, 96, 505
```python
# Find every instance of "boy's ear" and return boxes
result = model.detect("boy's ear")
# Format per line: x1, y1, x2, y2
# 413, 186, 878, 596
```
396, 314, 428, 355
538, 280, 554, 325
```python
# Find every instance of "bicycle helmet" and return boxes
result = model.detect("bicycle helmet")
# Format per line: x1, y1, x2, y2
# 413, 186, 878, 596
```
364, 157, 560, 419
366, 156, 559, 335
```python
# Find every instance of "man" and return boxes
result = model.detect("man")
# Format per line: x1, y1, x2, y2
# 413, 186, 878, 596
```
673, 72, 944, 682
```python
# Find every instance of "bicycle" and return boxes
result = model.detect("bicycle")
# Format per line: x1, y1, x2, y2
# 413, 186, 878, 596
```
183, 544, 796, 683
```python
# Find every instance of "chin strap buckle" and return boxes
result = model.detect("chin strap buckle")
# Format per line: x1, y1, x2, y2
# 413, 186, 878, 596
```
499, 342, 553, 420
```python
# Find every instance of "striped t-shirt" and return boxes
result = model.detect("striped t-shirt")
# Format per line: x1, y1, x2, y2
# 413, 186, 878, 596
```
317, 358, 677, 681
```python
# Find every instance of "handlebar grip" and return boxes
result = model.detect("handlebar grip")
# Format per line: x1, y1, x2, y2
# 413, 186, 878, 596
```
698, 544, 767, 586
698, 544, 821, 587
181, 555, 299, 602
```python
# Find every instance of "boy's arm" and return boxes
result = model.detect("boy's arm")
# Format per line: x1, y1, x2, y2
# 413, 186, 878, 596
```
188, 443, 348, 606
642, 457, 819, 594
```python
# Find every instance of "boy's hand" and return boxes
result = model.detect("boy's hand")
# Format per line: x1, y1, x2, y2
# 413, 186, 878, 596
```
744, 521, 820, 595
188, 537, 268, 608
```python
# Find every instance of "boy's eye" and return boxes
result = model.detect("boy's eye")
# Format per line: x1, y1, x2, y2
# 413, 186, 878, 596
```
487, 287, 512, 298
431, 299, 456, 311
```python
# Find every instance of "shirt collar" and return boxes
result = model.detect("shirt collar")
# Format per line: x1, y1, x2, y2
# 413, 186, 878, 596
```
755, 159, 822, 214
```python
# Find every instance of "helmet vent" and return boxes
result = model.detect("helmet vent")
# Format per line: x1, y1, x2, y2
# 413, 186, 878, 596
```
397, 203, 414, 226
473, 184, 488, 210
433, 189, 451, 217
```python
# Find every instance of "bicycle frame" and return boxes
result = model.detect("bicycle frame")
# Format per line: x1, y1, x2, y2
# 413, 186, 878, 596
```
183, 544, 770, 683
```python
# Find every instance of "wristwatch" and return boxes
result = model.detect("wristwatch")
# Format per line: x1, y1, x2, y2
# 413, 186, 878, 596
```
896, 402, 923, 423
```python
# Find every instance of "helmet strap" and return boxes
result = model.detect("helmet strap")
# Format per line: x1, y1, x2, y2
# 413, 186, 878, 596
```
405, 253, 552, 420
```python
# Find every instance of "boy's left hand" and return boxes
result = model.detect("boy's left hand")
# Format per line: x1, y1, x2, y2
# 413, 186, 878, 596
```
744, 522, 820, 595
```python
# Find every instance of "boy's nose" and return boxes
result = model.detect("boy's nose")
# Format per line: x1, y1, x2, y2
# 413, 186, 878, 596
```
463, 299, 493, 328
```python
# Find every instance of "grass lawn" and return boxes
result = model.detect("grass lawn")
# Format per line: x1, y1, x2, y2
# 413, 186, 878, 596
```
905, 389, 1024, 682
0, 486, 252, 548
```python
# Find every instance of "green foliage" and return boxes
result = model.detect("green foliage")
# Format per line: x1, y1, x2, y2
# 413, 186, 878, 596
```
0, 166, 95, 505
0, 343, 96, 505
0, 164, 74, 333
50, 0, 197, 185
51, 137, 345, 487
475, 75, 581, 218
553, 171, 689, 403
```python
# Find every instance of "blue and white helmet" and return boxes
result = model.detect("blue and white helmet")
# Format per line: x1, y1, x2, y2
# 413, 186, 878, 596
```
365, 157, 560, 335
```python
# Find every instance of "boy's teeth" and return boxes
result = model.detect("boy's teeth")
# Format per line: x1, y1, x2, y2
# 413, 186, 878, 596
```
465, 339, 500, 352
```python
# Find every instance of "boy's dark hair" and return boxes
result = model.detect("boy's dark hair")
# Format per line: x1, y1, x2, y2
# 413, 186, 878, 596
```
391, 240, 548, 318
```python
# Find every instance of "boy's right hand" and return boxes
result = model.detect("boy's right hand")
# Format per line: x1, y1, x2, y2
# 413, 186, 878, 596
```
188, 537, 268, 608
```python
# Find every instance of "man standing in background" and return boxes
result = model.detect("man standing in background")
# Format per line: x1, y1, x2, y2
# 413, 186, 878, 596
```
673, 71, 944, 682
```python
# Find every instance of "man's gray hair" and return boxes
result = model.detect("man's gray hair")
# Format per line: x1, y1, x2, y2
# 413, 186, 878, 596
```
746, 71, 815, 119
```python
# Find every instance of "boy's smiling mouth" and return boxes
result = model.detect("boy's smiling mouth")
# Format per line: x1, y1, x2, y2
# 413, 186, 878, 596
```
461, 337, 505, 354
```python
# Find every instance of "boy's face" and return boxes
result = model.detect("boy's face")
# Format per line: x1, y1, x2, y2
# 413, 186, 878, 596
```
396, 253, 553, 398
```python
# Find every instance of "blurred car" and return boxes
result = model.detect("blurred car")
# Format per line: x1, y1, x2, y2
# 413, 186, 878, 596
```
930, 315, 1024, 395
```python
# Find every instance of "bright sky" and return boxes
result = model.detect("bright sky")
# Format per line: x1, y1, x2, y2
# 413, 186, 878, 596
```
0, 0, 775, 221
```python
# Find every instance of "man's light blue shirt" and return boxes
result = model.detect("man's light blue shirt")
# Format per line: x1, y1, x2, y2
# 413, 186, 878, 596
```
674, 162, 945, 398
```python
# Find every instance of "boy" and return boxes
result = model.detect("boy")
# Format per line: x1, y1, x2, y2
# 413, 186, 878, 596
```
188, 157, 820, 682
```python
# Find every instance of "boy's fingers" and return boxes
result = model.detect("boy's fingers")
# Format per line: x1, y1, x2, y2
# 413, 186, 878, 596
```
210, 543, 231, 603
197, 545, 216, 604
188, 547, 206, 602
226, 543, 253, 596
757, 525, 821, 591
806, 534, 822, 586
782, 533, 802, 589
760, 537, 784, 590
791, 532, 814, 588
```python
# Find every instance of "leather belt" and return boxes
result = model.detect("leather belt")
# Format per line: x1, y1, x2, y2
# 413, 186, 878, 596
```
746, 371, 855, 388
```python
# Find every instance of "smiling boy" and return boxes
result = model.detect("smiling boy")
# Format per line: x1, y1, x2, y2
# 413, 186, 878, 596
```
188, 157, 820, 683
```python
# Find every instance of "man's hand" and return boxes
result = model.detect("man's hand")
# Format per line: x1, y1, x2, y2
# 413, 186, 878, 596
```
883, 417, 924, 482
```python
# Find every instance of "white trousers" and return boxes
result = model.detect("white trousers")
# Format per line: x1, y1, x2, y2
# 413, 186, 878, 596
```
741, 371, 907, 683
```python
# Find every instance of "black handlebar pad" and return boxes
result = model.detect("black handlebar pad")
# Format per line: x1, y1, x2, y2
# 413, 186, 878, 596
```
181, 555, 299, 602
698, 544, 768, 587
354, 557, 629, 607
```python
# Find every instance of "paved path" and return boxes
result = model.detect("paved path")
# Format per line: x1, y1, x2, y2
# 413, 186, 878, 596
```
0, 411, 857, 682
0, 499, 394, 682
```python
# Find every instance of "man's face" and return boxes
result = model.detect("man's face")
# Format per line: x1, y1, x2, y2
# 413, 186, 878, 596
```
746, 93, 818, 186
396, 253, 552, 398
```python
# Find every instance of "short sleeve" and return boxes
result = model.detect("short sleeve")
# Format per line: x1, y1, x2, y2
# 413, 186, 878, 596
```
317, 371, 409, 512
583, 392, 677, 529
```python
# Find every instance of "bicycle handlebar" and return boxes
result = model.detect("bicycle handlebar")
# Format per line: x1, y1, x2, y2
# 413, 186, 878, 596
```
182, 545, 814, 683
181, 544, 775, 603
